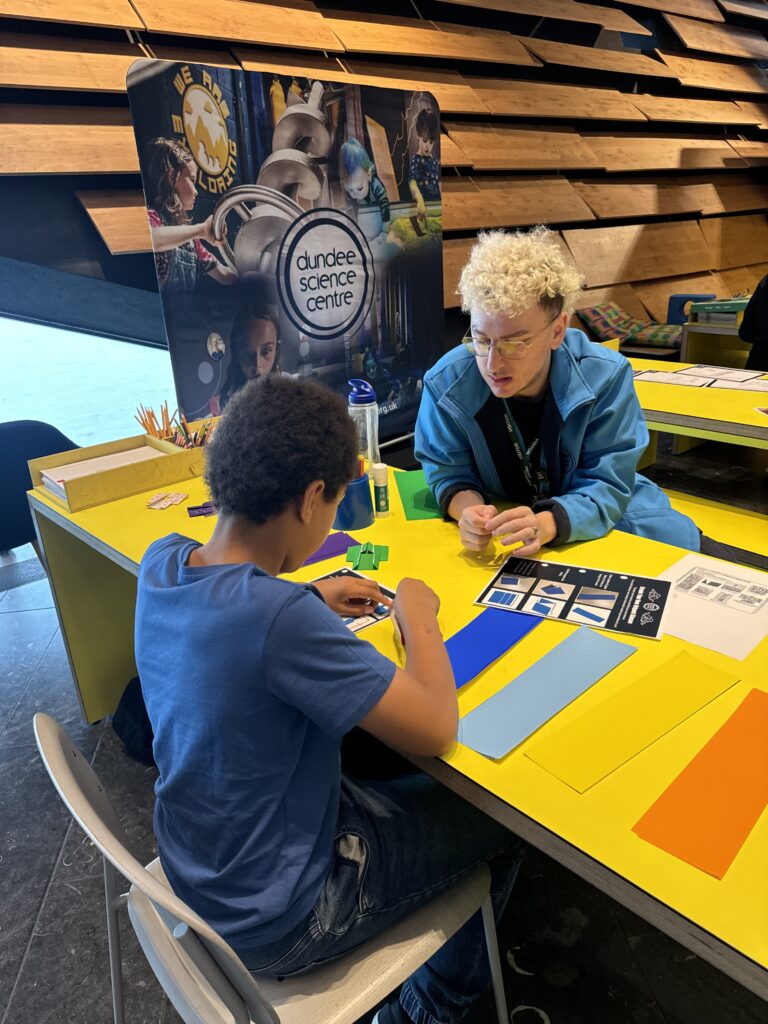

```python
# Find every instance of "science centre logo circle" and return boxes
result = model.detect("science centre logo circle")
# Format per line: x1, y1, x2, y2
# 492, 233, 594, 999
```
276, 208, 373, 341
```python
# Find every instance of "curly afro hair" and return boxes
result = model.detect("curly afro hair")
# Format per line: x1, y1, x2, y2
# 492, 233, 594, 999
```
459, 225, 584, 319
204, 375, 358, 524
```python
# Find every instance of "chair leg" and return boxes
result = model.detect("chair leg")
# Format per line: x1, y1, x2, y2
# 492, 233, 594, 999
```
481, 895, 508, 1024
103, 857, 126, 1024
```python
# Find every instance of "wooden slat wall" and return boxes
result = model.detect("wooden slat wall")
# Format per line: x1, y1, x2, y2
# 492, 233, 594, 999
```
0, 0, 143, 29
440, 0, 652, 35
562, 221, 715, 287
2, 0, 767, 323
623, 0, 724, 19
664, 13, 768, 59
323, 11, 540, 66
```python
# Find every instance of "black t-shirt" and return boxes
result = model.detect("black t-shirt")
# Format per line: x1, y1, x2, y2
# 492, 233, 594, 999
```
439, 391, 547, 516
476, 392, 547, 504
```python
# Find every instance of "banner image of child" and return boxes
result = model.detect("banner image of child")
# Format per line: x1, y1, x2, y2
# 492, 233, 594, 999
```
144, 137, 238, 295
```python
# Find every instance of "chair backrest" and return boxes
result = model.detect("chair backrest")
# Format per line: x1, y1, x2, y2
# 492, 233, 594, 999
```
33, 713, 278, 1024
665, 293, 715, 326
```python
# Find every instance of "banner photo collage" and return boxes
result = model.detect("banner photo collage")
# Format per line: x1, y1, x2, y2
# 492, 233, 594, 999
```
127, 61, 444, 441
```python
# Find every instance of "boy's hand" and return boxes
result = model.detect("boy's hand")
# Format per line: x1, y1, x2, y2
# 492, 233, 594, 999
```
393, 578, 441, 638
457, 503, 498, 551
314, 576, 392, 617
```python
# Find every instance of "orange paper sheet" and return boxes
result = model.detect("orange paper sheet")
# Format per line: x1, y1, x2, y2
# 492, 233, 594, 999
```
633, 689, 768, 879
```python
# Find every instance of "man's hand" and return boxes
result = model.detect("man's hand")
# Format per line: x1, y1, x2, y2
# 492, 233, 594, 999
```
314, 576, 392, 616
486, 507, 557, 558
457, 503, 498, 551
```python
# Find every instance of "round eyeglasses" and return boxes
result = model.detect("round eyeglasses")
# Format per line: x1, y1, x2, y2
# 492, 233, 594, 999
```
462, 312, 560, 361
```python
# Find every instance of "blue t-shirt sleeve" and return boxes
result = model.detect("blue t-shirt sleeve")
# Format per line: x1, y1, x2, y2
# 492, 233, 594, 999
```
264, 589, 396, 739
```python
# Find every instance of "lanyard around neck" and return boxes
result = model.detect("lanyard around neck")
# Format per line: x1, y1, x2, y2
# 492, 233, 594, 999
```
501, 399, 547, 500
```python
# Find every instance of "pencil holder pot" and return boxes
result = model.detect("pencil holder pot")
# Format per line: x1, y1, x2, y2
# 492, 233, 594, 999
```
334, 473, 375, 531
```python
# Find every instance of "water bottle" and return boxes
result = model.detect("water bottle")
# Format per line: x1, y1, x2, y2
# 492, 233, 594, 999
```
347, 379, 381, 467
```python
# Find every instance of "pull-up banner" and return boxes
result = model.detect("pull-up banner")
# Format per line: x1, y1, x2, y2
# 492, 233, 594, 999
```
127, 61, 443, 440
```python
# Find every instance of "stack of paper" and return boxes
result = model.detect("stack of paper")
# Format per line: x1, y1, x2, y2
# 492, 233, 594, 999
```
41, 447, 166, 499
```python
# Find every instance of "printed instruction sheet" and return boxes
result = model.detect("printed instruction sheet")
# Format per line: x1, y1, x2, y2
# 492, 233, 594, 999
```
311, 567, 395, 634
475, 557, 670, 640
657, 553, 768, 660
634, 364, 768, 392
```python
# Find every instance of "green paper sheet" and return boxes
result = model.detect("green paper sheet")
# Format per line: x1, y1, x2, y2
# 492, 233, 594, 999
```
525, 650, 739, 792
394, 470, 441, 521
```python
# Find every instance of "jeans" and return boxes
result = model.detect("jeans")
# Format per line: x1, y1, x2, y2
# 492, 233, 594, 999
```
239, 772, 524, 1024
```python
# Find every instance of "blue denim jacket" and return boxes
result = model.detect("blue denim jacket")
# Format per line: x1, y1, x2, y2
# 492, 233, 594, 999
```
414, 329, 700, 551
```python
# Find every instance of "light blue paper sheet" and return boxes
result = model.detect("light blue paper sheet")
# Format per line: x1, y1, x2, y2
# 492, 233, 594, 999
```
457, 627, 636, 759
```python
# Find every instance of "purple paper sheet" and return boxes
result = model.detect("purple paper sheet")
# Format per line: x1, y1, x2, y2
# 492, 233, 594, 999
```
303, 532, 358, 567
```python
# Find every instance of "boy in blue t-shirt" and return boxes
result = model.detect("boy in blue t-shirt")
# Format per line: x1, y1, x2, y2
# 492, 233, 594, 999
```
135, 375, 522, 1024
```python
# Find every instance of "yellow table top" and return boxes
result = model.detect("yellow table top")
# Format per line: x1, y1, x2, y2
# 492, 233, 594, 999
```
629, 358, 768, 441
29, 473, 768, 973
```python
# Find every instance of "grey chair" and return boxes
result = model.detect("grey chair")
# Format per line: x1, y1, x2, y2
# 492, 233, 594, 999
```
33, 713, 508, 1024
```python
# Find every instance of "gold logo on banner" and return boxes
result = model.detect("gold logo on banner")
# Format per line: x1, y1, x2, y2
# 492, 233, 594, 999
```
171, 65, 238, 194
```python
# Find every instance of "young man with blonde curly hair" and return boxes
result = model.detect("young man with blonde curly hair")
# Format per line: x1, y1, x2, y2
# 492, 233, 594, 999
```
415, 226, 704, 554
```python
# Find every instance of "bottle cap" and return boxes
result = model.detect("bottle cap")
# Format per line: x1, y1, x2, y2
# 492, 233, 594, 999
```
348, 379, 377, 406
371, 463, 388, 486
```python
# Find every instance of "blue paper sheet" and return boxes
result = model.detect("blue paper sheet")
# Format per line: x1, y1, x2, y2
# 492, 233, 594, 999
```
446, 608, 540, 689
458, 627, 636, 759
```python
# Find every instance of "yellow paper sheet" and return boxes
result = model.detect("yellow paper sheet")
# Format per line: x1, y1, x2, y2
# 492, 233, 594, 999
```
525, 651, 739, 792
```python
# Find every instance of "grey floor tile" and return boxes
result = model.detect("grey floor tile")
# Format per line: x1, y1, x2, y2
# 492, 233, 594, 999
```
612, 904, 768, 1024
0, 547, 36, 569
0, 629, 106, 1015
1, 630, 95, 755
0, 608, 58, 737
2, 731, 164, 1024
0, 577, 54, 614
498, 847, 667, 1024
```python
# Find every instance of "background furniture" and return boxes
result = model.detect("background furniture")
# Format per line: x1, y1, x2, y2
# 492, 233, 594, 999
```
0, 420, 77, 553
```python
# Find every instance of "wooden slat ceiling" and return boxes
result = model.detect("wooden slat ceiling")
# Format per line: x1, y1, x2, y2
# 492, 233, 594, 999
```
439, 133, 471, 168
717, 0, 768, 19
522, 37, 678, 78
4, 0, 768, 323
582, 134, 745, 172
233, 49, 488, 114
736, 100, 768, 128
0, 34, 239, 92
442, 177, 595, 231
465, 78, 645, 121
130, 0, 345, 50
1, 104, 138, 174
657, 50, 768, 92
630, 94, 759, 125
443, 123, 604, 171
699, 213, 768, 268
727, 140, 768, 164
563, 220, 715, 287
0, 0, 143, 29
664, 12, 768, 60
621, 0, 724, 19
573, 179, 768, 219
323, 11, 540, 65
77, 189, 151, 254
438, 0, 652, 35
